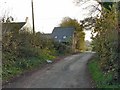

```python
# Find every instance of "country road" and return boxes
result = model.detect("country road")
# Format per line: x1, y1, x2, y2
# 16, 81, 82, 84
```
3, 52, 95, 88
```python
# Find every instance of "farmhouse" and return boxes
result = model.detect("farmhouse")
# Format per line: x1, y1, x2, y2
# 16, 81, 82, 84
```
2, 17, 32, 35
51, 27, 77, 52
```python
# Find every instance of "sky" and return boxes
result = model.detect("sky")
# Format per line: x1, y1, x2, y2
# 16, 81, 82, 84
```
0, 0, 100, 41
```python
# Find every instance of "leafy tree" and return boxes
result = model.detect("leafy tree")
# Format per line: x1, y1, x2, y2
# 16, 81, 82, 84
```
74, 0, 120, 85
59, 17, 85, 52
92, 3, 119, 84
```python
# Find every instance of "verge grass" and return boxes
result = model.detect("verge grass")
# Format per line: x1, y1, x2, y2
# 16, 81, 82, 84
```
88, 58, 119, 88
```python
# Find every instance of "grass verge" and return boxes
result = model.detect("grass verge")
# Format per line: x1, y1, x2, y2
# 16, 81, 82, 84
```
88, 58, 119, 88
2, 55, 55, 84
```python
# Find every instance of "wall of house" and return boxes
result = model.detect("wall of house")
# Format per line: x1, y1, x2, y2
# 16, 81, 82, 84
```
72, 32, 77, 52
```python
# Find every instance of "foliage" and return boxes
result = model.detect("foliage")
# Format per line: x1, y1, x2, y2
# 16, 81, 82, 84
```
88, 58, 120, 88
59, 17, 86, 52
91, 4, 119, 86
53, 41, 72, 55
3, 57, 46, 81
2, 30, 56, 81
100, 2, 114, 11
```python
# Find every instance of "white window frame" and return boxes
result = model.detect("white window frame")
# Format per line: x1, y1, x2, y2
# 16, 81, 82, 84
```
63, 36, 66, 39
55, 36, 58, 38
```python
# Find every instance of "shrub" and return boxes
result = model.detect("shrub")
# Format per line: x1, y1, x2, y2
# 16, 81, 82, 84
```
53, 41, 72, 55
91, 5, 119, 85
2, 31, 56, 81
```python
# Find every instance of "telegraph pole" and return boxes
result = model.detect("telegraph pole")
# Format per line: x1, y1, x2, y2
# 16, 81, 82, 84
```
31, 0, 35, 34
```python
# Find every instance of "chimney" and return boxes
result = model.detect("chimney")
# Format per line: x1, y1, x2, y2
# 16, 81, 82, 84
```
25, 17, 29, 23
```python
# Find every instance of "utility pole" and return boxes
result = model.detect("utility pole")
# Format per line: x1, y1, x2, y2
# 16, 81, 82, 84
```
31, 0, 35, 34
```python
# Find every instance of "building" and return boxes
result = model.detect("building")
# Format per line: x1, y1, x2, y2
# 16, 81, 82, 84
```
20, 17, 33, 33
41, 33, 51, 40
51, 27, 77, 52
2, 22, 26, 35
2, 17, 32, 35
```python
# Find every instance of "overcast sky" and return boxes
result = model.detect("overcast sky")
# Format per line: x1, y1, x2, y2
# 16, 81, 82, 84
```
0, 0, 100, 41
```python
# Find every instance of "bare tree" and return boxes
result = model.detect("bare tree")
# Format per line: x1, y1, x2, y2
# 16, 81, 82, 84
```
73, 0, 102, 31
73, 0, 101, 16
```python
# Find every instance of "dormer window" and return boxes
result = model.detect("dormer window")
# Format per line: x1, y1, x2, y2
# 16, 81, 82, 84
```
63, 36, 66, 39
55, 36, 57, 38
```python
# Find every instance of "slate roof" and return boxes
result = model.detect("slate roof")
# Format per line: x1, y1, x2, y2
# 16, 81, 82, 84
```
51, 27, 75, 42
41, 33, 52, 39
2, 22, 26, 34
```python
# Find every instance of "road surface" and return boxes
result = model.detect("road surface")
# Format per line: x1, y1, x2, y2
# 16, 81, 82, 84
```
3, 52, 94, 88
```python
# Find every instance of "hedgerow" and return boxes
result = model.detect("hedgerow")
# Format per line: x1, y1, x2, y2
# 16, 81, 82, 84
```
91, 4, 119, 85
2, 31, 56, 81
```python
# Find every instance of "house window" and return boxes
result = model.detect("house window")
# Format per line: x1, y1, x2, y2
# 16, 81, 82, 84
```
55, 36, 57, 38
63, 36, 66, 39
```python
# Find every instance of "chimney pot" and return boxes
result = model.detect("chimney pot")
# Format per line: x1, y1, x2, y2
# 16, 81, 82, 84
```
25, 17, 29, 22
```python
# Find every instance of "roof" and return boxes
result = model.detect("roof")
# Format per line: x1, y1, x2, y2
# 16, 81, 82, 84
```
51, 27, 75, 42
41, 33, 52, 39
2, 22, 26, 33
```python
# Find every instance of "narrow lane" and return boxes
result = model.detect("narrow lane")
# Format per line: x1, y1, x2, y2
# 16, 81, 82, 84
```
3, 52, 94, 88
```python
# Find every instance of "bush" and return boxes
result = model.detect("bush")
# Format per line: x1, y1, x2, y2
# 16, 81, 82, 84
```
2, 31, 56, 81
91, 5, 119, 84
88, 59, 119, 88
53, 41, 72, 55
